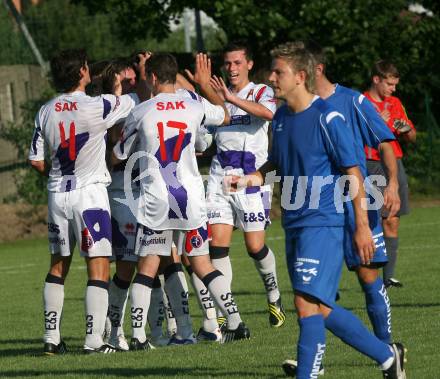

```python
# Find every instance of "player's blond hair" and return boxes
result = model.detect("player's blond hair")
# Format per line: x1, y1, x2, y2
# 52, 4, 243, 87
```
270, 42, 316, 92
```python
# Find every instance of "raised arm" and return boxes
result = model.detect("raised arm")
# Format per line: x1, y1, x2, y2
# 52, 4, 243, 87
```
185, 53, 230, 125
210, 75, 273, 121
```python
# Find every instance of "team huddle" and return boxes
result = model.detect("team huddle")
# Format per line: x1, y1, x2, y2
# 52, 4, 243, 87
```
28, 40, 414, 379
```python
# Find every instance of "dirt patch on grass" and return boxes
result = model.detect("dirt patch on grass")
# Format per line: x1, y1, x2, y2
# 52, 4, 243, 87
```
0, 204, 47, 242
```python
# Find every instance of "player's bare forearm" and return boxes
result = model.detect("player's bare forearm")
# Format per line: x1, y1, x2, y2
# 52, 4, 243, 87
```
199, 83, 231, 125
227, 96, 273, 121
135, 51, 152, 101
110, 151, 124, 167
176, 73, 195, 91
379, 142, 400, 217
135, 79, 151, 102
344, 166, 375, 264
379, 142, 398, 187
402, 128, 416, 144
29, 159, 50, 177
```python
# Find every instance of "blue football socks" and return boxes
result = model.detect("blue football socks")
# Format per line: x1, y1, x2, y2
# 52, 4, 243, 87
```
297, 314, 326, 379
362, 277, 392, 343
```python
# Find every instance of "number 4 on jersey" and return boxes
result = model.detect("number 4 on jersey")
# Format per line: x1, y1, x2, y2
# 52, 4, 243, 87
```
58, 121, 76, 161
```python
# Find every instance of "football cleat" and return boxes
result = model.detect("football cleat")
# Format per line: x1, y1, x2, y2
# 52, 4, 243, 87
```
196, 327, 222, 343
282, 359, 324, 377
217, 316, 227, 330
385, 278, 403, 289
109, 334, 129, 351
268, 297, 286, 327
167, 334, 197, 345
382, 343, 407, 379
43, 340, 67, 355
221, 322, 250, 343
83, 343, 118, 354
129, 338, 155, 351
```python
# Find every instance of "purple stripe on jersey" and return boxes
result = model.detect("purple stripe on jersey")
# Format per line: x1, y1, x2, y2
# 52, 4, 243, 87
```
32, 126, 41, 155
154, 133, 193, 220
245, 186, 260, 194
217, 150, 256, 174
111, 217, 128, 248
83, 209, 112, 244
103, 98, 112, 119
187, 90, 198, 100
55, 132, 89, 176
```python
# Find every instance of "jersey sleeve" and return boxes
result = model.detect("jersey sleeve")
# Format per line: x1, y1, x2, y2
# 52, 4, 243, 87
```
200, 97, 225, 126
321, 111, 359, 169
354, 94, 395, 149
113, 111, 139, 161
254, 84, 277, 114
101, 94, 137, 129
28, 110, 45, 161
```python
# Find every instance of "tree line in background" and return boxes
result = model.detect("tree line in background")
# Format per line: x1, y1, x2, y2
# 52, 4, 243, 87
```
0, 0, 439, 204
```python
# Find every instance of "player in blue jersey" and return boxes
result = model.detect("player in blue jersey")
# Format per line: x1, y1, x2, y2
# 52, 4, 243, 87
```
228, 43, 406, 379
281, 41, 403, 377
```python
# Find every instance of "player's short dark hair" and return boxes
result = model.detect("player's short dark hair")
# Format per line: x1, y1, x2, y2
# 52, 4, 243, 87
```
371, 60, 400, 79
50, 49, 88, 93
223, 41, 253, 61
145, 53, 177, 84
87, 59, 132, 96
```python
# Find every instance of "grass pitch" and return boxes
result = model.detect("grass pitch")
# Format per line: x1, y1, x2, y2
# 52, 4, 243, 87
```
0, 205, 439, 378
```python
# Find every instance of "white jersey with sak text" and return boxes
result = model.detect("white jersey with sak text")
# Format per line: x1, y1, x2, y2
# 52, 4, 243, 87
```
207, 82, 276, 195
113, 89, 225, 231
28, 91, 137, 192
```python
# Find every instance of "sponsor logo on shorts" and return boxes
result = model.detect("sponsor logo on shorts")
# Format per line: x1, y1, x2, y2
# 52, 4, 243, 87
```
207, 210, 221, 219
48, 222, 60, 234
185, 224, 211, 254
190, 234, 203, 249
243, 211, 265, 223
294, 261, 319, 284
81, 228, 93, 253
49, 237, 65, 246
140, 237, 166, 247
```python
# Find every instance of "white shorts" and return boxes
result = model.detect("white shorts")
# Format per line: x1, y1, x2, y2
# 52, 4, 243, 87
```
135, 223, 211, 258
109, 190, 138, 263
48, 183, 112, 258
206, 188, 271, 232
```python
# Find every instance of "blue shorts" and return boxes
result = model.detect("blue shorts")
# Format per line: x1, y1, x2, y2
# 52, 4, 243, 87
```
343, 202, 388, 270
285, 226, 344, 308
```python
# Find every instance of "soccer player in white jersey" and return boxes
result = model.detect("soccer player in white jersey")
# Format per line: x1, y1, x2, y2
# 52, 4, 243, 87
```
207, 41, 286, 327
28, 49, 138, 354
112, 53, 250, 348
91, 55, 195, 350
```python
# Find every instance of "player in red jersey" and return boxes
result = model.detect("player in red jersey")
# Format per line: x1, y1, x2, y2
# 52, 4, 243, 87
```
364, 60, 416, 288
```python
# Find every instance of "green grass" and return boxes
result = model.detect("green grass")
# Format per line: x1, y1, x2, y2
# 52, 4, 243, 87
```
0, 206, 439, 378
